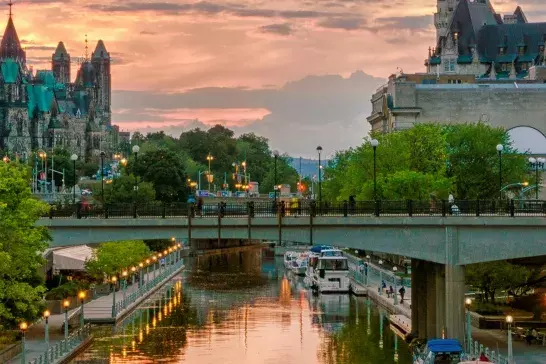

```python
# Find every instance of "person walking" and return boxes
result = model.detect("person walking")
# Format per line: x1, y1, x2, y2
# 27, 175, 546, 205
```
197, 197, 204, 217
399, 286, 406, 303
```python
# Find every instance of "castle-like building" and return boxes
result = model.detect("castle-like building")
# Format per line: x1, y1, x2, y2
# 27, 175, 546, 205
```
0, 11, 128, 161
367, 0, 546, 135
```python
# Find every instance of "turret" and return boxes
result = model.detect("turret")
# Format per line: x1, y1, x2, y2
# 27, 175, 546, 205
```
91, 40, 111, 116
0, 15, 25, 65
52, 41, 70, 84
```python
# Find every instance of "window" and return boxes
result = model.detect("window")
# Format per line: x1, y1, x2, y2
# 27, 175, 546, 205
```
443, 59, 456, 72
501, 63, 509, 72
521, 62, 528, 71
518, 46, 526, 56
499, 47, 506, 55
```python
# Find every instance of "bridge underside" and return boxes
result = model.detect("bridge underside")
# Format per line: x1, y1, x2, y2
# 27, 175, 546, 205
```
38, 216, 546, 265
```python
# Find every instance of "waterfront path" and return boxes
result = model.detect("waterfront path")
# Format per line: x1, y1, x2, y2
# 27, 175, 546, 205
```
9, 260, 184, 364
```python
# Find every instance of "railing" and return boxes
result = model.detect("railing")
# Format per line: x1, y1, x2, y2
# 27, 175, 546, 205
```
468, 340, 509, 364
28, 324, 91, 364
113, 259, 184, 317
42, 199, 546, 219
350, 263, 411, 289
0, 342, 22, 363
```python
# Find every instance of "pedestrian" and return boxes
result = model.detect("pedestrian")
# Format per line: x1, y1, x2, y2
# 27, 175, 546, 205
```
451, 204, 460, 216
399, 286, 406, 303
364, 262, 368, 276
349, 195, 356, 214
388, 285, 394, 298
479, 352, 490, 361
197, 197, 204, 217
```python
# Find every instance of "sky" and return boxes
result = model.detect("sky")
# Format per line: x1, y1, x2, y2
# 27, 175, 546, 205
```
8, 0, 546, 157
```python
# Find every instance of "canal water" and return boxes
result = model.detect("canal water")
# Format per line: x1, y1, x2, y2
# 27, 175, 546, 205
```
71, 247, 412, 363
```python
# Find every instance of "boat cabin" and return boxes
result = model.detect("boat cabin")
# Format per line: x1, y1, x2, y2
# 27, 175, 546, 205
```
416, 339, 463, 364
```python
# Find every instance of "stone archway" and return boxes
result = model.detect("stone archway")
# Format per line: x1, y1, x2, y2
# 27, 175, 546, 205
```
507, 126, 546, 154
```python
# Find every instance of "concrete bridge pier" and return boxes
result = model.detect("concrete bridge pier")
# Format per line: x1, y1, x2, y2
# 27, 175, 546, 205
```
411, 259, 465, 342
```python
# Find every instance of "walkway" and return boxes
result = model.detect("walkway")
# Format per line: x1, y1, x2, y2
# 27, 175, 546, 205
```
9, 260, 183, 364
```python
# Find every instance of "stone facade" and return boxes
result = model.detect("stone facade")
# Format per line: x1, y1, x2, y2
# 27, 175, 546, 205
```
0, 14, 127, 161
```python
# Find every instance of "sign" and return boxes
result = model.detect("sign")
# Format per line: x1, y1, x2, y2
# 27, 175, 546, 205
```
197, 190, 209, 197
220, 191, 231, 197
268, 192, 276, 198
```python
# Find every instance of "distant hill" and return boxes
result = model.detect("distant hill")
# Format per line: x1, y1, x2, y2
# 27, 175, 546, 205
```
289, 157, 329, 178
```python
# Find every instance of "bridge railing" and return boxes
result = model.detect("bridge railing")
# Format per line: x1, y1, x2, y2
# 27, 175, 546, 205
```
28, 324, 91, 364
42, 199, 546, 219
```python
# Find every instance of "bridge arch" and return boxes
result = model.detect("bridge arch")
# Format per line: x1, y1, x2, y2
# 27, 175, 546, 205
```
507, 126, 546, 154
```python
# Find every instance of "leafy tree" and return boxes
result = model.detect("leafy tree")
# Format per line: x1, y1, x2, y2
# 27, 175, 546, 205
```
260, 154, 300, 193
77, 160, 100, 179
0, 162, 50, 329
466, 261, 530, 303
93, 175, 155, 204
85, 241, 151, 280
144, 239, 173, 252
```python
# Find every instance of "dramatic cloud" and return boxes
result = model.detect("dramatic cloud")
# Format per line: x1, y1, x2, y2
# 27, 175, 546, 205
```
259, 23, 294, 36
317, 17, 367, 30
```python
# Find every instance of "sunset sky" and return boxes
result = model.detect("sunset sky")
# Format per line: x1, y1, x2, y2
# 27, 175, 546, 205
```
9, 0, 546, 157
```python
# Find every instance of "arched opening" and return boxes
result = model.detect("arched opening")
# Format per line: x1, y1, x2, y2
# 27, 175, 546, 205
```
507, 126, 546, 154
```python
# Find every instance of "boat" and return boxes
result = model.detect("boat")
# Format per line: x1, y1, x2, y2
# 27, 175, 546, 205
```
290, 254, 309, 276
413, 339, 465, 364
307, 254, 350, 293
283, 251, 300, 269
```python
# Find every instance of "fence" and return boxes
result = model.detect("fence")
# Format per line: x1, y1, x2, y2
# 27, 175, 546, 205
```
345, 252, 411, 288
113, 259, 184, 317
42, 199, 546, 219
28, 324, 91, 364
469, 340, 509, 364
0, 342, 22, 363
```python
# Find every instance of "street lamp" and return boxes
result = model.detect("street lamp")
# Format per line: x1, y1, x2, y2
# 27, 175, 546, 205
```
132, 145, 140, 201
392, 267, 398, 305
78, 291, 86, 329
43, 310, 50, 345
206, 153, 214, 191
316, 146, 323, 208
378, 259, 383, 295
145, 259, 151, 283
63, 299, 70, 339
528, 157, 545, 199
122, 270, 128, 302
2, 155, 9, 163
273, 150, 279, 208
465, 298, 472, 352
506, 315, 514, 363
70, 154, 78, 204
138, 262, 144, 288
100, 151, 106, 202
496, 144, 503, 199
111, 276, 118, 318
20, 322, 27, 364
131, 266, 137, 286
371, 139, 379, 200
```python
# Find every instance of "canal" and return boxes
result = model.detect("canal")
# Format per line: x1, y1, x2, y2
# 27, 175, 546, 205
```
71, 247, 412, 363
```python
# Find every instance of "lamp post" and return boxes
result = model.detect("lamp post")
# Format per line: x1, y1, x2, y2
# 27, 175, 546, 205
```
122, 270, 128, 303
152, 256, 158, 279
465, 298, 472, 353
111, 276, 117, 318
99, 151, 106, 203
528, 157, 545, 199
138, 262, 144, 288
206, 153, 214, 191
496, 144, 503, 199
70, 154, 78, 204
20, 322, 27, 364
371, 139, 379, 200
273, 150, 279, 208
145, 259, 150, 284
78, 291, 86, 329
378, 259, 383, 295
392, 267, 398, 305
43, 310, 50, 346
316, 146, 322, 208
365, 255, 370, 286
63, 299, 70, 339
131, 266, 137, 286
132, 145, 140, 201
506, 315, 514, 364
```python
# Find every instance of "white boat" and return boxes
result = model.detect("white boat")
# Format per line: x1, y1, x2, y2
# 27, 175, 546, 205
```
308, 255, 350, 293
290, 255, 309, 276
283, 251, 300, 269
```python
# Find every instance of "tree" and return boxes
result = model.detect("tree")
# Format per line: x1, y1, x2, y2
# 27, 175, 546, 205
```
466, 261, 530, 303
94, 175, 155, 204
0, 162, 50, 329
85, 241, 151, 280
260, 154, 300, 193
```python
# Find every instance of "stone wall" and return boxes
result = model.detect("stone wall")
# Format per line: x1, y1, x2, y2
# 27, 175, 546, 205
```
393, 83, 546, 135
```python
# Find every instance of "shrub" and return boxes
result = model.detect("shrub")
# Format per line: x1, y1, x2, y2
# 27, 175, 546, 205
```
473, 302, 505, 315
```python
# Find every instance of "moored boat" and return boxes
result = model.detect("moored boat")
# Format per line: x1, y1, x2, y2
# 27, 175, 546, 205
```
283, 251, 300, 269
413, 339, 465, 364
290, 255, 309, 276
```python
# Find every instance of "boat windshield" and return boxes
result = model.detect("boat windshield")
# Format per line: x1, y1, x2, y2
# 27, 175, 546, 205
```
321, 250, 343, 257
318, 259, 348, 271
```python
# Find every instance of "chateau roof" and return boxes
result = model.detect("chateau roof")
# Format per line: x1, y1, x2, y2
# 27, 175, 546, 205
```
53, 41, 69, 61
0, 16, 25, 63
92, 40, 109, 60
514, 6, 528, 24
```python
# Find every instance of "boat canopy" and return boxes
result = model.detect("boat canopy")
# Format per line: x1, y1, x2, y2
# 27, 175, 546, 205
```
426, 339, 463, 353
310, 245, 333, 253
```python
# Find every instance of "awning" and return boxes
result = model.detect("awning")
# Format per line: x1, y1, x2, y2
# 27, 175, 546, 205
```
47, 245, 94, 271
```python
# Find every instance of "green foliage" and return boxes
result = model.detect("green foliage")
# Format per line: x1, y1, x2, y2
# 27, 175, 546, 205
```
45, 280, 89, 300
93, 175, 155, 204
144, 239, 173, 252
85, 241, 151, 279
466, 261, 530, 304
323, 122, 529, 201
471, 302, 505, 316
0, 162, 50, 329
260, 154, 300, 193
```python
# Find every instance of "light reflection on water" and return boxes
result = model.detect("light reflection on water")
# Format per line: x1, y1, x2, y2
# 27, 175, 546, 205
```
71, 248, 412, 364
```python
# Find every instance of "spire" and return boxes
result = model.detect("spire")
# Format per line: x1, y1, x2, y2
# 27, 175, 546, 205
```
8, 0, 13, 18
92, 40, 109, 60
85, 34, 88, 60
53, 41, 69, 60
0, 10, 25, 63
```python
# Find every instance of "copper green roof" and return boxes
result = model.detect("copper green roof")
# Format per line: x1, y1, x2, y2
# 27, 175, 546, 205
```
429, 56, 441, 65
35, 70, 56, 88
26, 84, 54, 117
457, 55, 473, 64
1, 58, 18, 83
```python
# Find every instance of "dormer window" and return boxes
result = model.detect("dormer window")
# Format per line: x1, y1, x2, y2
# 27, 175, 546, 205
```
498, 47, 506, 55
518, 46, 526, 56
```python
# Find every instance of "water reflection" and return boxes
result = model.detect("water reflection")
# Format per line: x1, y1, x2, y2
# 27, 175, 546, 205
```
71, 248, 411, 364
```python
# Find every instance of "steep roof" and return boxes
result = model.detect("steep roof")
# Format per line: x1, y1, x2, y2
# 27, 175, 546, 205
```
514, 6, 528, 24
0, 17, 25, 63
53, 41, 69, 61
92, 40, 109, 60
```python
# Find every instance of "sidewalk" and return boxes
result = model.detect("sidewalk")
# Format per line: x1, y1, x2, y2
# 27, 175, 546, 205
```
9, 263, 178, 364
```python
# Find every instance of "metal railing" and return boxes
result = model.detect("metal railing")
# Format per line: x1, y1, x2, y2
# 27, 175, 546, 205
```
28, 324, 91, 364
42, 199, 546, 219
468, 340, 509, 364
113, 259, 184, 317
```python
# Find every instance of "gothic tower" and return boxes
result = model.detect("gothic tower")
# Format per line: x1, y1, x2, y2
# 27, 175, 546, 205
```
0, 12, 26, 65
52, 42, 70, 84
91, 40, 111, 120
434, 0, 459, 44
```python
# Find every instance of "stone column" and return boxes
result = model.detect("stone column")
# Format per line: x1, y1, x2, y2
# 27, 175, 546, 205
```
411, 259, 428, 338
426, 261, 438, 338
444, 264, 465, 342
